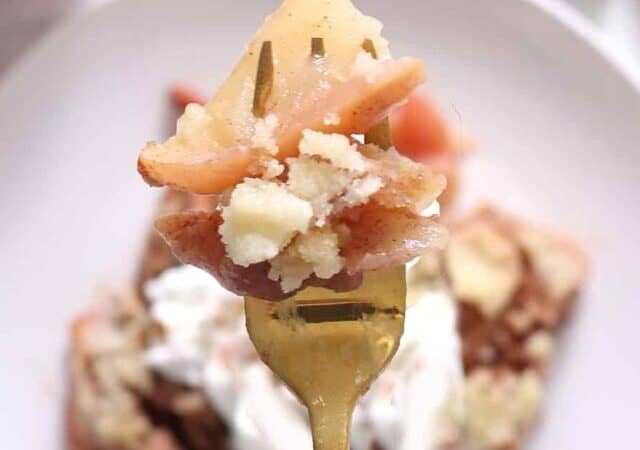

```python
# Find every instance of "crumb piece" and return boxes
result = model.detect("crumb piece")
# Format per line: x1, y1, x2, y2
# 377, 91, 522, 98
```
249, 155, 284, 179
464, 369, 542, 449
323, 112, 341, 125
515, 227, 587, 303
299, 129, 365, 172
351, 50, 384, 82
432, 207, 588, 448
445, 222, 522, 317
251, 114, 279, 155
70, 289, 154, 449
262, 157, 285, 179
286, 156, 354, 225
525, 330, 555, 363
176, 104, 219, 149
268, 246, 314, 293
286, 156, 353, 199
220, 178, 312, 267
295, 228, 344, 279
338, 175, 384, 210
268, 228, 344, 292
504, 307, 535, 335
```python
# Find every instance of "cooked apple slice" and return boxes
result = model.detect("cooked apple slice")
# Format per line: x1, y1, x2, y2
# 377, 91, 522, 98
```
138, 0, 426, 194
154, 211, 362, 299
340, 205, 448, 273
154, 204, 446, 300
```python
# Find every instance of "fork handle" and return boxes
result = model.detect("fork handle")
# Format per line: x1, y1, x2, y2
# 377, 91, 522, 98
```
308, 398, 355, 450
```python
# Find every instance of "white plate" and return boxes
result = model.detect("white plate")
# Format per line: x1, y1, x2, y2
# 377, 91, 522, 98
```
1, 0, 639, 448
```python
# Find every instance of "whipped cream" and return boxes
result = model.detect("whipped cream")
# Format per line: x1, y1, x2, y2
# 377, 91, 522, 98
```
145, 265, 311, 450
351, 289, 464, 450
145, 264, 463, 450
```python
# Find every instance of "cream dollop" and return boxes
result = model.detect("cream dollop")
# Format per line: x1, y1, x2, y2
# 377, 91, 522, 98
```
351, 289, 464, 450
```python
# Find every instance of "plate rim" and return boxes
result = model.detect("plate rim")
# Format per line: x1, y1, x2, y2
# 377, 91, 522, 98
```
1, 0, 639, 99
523, 0, 640, 93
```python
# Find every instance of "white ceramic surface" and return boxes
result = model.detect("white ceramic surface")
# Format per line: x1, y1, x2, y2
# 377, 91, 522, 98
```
0, 0, 639, 448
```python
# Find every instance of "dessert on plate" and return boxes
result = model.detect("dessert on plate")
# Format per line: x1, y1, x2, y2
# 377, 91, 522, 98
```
412, 206, 587, 449
67, 193, 587, 450
66, 0, 587, 448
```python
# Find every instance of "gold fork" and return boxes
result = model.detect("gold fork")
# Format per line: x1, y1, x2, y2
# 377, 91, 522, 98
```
245, 39, 407, 450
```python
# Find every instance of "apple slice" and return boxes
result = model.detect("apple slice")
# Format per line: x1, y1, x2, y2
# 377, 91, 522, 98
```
138, 0, 425, 194
154, 211, 362, 299
341, 205, 448, 273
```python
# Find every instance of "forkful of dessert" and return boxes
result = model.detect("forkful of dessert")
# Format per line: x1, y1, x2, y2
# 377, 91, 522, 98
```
245, 36, 411, 450
136, 1, 448, 448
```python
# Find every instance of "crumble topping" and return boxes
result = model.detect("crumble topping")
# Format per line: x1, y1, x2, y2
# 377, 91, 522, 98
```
524, 330, 555, 364
299, 129, 366, 172
219, 128, 437, 292
445, 221, 522, 317
286, 156, 354, 225
268, 245, 315, 293
515, 227, 586, 303
464, 369, 542, 449
406, 206, 587, 449
69, 289, 154, 449
251, 114, 280, 155
440, 207, 586, 449
295, 228, 344, 278
252, 155, 285, 179
268, 228, 345, 291
219, 178, 313, 267
176, 103, 220, 150
336, 174, 384, 210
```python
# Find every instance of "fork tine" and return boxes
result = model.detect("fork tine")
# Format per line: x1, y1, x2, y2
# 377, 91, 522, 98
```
362, 39, 393, 150
364, 119, 393, 150
253, 41, 274, 118
361, 38, 378, 59
311, 37, 325, 58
